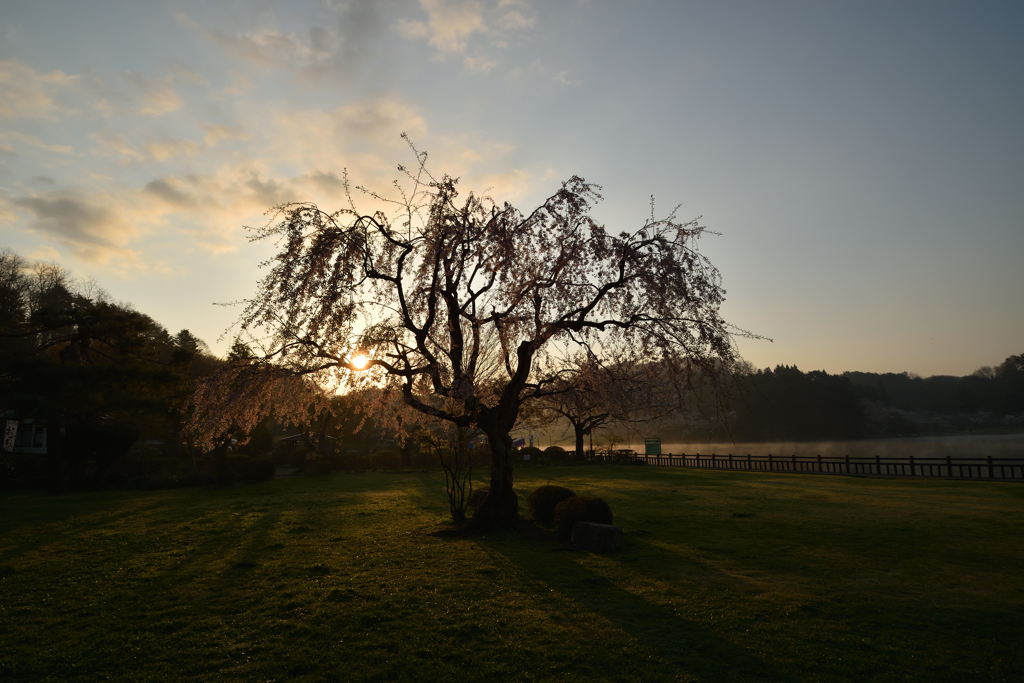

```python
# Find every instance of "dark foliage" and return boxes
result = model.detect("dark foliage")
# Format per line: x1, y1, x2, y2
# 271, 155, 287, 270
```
312, 460, 333, 475
242, 458, 276, 482
527, 485, 577, 524
735, 366, 865, 441
552, 496, 613, 538
846, 355, 1024, 419
543, 446, 568, 462
519, 446, 543, 462
369, 450, 402, 470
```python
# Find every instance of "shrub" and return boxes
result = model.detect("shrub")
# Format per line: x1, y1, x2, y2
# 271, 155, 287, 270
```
312, 460, 333, 475
470, 447, 490, 466
225, 454, 249, 476
411, 450, 439, 469
336, 455, 369, 471
519, 446, 543, 463
544, 446, 568, 462
468, 486, 490, 511
370, 450, 401, 470
242, 458, 276, 482
526, 484, 576, 523
552, 496, 613, 538
182, 472, 215, 487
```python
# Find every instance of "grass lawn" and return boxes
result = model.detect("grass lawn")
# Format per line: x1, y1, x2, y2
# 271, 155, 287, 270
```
1, 465, 1022, 682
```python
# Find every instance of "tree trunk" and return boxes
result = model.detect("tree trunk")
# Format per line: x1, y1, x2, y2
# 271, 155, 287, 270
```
574, 424, 586, 462
47, 421, 65, 496
214, 436, 232, 487
436, 422, 517, 535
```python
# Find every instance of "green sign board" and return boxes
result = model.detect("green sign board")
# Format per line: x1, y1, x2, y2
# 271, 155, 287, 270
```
645, 438, 661, 455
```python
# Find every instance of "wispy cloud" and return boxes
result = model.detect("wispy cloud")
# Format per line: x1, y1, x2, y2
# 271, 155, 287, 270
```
123, 71, 183, 115
2, 131, 74, 155
397, 0, 486, 54
0, 59, 78, 119
13, 190, 141, 265
396, 0, 537, 64
202, 124, 250, 147
179, 1, 388, 81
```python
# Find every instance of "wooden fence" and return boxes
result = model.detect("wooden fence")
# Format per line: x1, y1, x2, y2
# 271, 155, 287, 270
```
585, 451, 1024, 481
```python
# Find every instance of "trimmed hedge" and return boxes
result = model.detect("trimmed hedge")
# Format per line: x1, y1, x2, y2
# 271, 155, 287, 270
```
518, 446, 543, 463
526, 484, 576, 523
552, 496, 613, 538
544, 445, 569, 462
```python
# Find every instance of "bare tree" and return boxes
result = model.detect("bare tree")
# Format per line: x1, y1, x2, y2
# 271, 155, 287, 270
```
190, 138, 743, 533
538, 355, 671, 461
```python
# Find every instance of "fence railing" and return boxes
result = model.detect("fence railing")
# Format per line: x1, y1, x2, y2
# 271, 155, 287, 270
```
584, 452, 1024, 481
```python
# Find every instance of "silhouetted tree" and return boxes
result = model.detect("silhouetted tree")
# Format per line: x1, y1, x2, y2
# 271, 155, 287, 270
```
736, 366, 864, 441
0, 249, 217, 490
190, 139, 741, 533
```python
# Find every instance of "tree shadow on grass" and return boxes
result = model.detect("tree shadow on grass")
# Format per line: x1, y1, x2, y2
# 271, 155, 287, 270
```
484, 531, 791, 682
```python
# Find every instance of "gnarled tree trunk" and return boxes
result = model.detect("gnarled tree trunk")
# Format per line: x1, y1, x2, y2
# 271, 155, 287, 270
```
437, 422, 517, 535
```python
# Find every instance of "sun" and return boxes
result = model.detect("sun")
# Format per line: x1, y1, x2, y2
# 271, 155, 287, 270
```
351, 353, 369, 370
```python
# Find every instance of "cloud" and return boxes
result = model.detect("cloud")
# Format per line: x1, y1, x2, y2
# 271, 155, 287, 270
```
396, 0, 536, 60
202, 124, 249, 147
144, 178, 195, 208
124, 71, 182, 115
90, 124, 245, 163
397, 0, 485, 54
2, 132, 74, 155
0, 59, 78, 119
90, 127, 146, 162
463, 52, 498, 73
26, 245, 61, 262
270, 98, 428, 175
182, 2, 388, 82
12, 190, 141, 264
498, 0, 537, 30
209, 27, 325, 68
144, 136, 200, 161
553, 70, 578, 87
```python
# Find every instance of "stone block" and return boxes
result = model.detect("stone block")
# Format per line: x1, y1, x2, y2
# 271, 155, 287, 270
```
571, 522, 623, 553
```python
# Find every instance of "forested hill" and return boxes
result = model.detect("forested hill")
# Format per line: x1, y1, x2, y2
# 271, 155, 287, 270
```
729, 354, 1024, 442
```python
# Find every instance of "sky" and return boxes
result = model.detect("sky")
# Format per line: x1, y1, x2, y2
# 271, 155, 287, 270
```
1, 0, 1022, 377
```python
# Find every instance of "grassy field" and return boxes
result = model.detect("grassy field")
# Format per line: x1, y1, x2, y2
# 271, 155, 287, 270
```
1, 465, 1021, 682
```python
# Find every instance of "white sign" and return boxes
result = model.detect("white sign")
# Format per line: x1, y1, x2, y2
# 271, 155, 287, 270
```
3, 421, 17, 452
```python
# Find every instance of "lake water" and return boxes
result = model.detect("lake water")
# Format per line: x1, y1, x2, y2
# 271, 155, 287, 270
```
589, 433, 1024, 460
536, 436, 1024, 462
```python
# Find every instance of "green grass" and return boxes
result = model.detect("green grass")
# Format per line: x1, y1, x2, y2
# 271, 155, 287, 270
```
1, 466, 1022, 682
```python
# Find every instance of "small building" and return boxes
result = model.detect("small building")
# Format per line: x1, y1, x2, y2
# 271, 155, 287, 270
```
3, 418, 47, 455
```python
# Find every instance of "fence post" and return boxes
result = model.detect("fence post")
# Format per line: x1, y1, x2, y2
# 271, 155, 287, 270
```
946, 455, 952, 477
729, 454, 733, 469
988, 455, 994, 479
876, 455, 881, 475
817, 454, 822, 472
747, 453, 752, 470
909, 455, 915, 477
712, 453, 716, 469
791, 454, 797, 472
768, 454, 773, 471
845, 455, 850, 473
